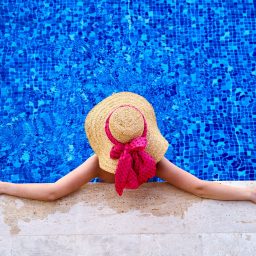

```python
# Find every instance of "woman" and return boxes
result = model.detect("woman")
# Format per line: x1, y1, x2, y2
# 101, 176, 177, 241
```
1, 91, 255, 203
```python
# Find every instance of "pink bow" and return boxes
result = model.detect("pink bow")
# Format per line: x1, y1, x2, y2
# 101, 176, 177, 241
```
110, 136, 156, 196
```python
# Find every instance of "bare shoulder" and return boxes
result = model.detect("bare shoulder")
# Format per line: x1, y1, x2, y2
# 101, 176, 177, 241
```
94, 155, 115, 183
156, 157, 204, 193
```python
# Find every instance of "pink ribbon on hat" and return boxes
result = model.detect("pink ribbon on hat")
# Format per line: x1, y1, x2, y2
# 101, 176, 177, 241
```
104, 104, 156, 196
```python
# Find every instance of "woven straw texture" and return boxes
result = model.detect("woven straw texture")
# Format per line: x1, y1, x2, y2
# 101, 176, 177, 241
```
84, 91, 169, 174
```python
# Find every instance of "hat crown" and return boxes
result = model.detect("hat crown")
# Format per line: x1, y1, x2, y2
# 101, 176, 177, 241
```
109, 106, 144, 144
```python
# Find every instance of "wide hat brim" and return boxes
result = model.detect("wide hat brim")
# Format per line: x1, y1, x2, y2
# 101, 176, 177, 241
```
84, 91, 169, 174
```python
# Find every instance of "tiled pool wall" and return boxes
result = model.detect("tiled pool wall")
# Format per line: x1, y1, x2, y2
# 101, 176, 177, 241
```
0, 0, 256, 183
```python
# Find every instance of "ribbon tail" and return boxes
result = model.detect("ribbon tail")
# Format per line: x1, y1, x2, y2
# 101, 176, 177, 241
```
135, 151, 156, 185
115, 153, 138, 196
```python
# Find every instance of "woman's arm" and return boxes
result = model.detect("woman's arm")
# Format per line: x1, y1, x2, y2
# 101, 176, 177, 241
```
156, 157, 254, 203
196, 180, 252, 201
0, 154, 100, 201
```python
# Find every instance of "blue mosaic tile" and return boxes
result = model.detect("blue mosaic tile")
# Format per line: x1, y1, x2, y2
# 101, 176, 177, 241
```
0, 0, 256, 184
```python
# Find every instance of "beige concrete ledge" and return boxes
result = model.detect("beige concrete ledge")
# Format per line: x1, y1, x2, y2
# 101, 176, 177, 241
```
0, 181, 256, 255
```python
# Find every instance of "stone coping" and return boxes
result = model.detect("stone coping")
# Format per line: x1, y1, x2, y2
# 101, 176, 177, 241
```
0, 181, 255, 255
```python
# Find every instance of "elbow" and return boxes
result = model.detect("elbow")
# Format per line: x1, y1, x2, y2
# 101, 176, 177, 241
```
193, 181, 207, 198
47, 185, 60, 201
47, 192, 58, 201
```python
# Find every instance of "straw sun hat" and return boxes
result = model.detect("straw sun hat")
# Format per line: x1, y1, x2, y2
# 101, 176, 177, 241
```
84, 91, 169, 196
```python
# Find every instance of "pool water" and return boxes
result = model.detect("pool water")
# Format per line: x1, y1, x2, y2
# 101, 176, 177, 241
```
0, 0, 256, 184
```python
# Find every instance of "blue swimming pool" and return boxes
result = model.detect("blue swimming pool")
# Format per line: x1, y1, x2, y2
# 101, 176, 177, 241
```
0, 0, 256, 184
